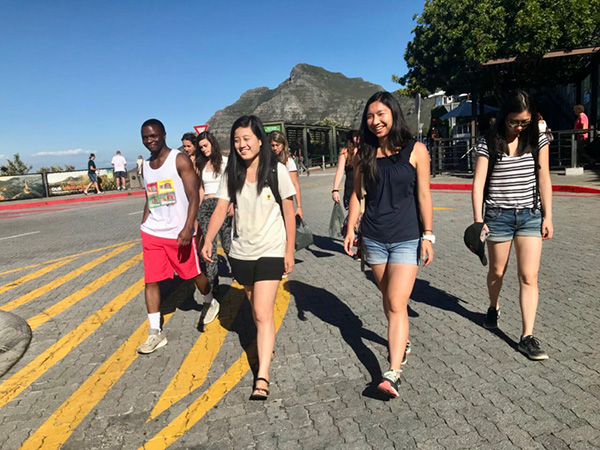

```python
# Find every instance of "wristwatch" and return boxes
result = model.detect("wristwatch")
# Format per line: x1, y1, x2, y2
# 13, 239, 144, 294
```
422, 234, 436, 244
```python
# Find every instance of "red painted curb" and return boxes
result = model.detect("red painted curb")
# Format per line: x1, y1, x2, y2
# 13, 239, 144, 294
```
431, 183, 600, 194
0, 190, 145, 211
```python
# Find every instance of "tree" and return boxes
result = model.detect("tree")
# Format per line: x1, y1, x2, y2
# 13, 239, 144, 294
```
0, 153, 32, 176
38, 164, 76, 174
395, 0, 600, 95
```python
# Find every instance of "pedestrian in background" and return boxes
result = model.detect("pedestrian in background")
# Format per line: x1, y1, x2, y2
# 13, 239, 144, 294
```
83, 153, 103, 195
573, 104, 589, 166
472, 91, 553, 360
269, 130, 303, 219
332, 130, 360, 209
201, 115, 296, 401
344, 92, 434, 399
111, 151, 127, 190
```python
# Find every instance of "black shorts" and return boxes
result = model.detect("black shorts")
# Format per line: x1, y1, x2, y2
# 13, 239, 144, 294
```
229, 257, 284, 286
114, 171, 126, 178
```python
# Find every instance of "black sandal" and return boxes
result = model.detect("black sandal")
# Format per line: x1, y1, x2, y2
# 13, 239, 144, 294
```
249, 377, 270, 401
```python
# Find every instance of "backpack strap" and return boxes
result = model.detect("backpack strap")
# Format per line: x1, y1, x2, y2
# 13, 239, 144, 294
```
266, 164, 283, 215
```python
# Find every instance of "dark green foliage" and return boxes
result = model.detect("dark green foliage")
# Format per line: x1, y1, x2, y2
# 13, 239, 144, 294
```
396, 0, 600, 95
0, 154, 32, 176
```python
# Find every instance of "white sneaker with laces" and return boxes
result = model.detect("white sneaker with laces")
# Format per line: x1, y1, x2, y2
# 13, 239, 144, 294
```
137, 328, 167, 354
201, 300, 220, 325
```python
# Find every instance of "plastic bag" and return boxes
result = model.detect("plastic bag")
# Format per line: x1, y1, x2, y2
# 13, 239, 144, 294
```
328, 201, 345, 238
295, 216, 314, 251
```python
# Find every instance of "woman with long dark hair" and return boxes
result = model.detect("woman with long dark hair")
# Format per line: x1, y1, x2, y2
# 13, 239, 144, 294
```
269, 130, 303, 219
472, 90, 553, 360
194, 131, 230, 323
332, 130, 360, 209
201, 116, 296, 400
344, 91, 434, 399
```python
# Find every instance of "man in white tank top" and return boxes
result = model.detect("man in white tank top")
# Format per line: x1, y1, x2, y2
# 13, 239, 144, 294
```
137, 119, 213, 354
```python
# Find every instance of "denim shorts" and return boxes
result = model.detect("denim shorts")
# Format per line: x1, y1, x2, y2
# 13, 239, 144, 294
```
484, 208, 542, 242
361, 237, 420, 265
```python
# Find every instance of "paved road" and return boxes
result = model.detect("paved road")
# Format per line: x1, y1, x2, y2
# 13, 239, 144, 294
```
0, 172, 599, 449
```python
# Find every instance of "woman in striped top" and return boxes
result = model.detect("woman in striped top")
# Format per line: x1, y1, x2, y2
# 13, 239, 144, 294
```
472, 91, 553, 361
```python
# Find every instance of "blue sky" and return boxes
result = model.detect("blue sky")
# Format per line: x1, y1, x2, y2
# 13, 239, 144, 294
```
1, 0, 422, 171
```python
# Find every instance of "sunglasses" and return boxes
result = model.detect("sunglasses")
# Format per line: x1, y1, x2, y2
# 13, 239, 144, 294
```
506, 119, 532, 129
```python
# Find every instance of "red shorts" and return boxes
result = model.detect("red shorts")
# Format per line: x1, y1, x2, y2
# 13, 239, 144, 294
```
141, 231, 201, 283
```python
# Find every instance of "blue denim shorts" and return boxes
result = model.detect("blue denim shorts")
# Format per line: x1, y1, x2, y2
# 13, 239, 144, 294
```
362, 237, 420, 265
484, 208, 542, 242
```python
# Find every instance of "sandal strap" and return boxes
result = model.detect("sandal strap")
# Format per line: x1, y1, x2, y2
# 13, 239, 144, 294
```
255, 377, 270, 385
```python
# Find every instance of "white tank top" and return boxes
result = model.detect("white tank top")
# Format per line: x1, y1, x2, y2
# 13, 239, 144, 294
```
140, 149, 192, 239
202, 156, 228, 195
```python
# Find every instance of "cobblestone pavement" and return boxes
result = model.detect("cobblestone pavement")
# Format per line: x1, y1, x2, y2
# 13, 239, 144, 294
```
0, 172, 598, 449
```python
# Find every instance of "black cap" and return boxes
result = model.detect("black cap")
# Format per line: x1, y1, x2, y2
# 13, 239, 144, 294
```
464, 222, 488, 266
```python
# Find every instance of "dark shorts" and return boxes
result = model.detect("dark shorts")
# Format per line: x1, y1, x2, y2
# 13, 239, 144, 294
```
88, 173, 97, 182
114, 171, 126, 178
484, 207, 542, 242
229, 256, 284, 286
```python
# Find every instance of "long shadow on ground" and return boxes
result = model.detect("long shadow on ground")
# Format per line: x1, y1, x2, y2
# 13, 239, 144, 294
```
363, 272, 517, 350
287, 280, 393, 400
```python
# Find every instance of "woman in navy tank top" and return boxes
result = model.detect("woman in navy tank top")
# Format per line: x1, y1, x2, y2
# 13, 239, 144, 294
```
344, 92, 434, 399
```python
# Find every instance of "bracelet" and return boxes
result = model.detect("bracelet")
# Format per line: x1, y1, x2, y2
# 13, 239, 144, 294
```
423, 229, 433, 233
332, 189, 339, 193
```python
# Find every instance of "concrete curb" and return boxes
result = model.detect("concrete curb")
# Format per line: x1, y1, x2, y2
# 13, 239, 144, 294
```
0, 190, 145, 211
0, 183, 598, 212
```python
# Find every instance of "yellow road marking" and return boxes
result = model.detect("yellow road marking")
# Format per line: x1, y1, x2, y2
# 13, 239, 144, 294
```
434, 207, 454, 210
0, 278, 144, 409
0, 259, 75, 296
0, 244, 137, 313
27, 252, 143, 330
148, 285, 245, 420
0, 239, 140, 276
20, 313, 173, 450
141, 281, 291, 449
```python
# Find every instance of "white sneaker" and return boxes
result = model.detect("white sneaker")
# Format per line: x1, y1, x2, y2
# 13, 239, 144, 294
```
137, 329, 167, 354
200, 300, 220, 325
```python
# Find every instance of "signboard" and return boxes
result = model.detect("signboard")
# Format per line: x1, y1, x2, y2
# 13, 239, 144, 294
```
264, 124, 282, 134
0, 174, 45, 202
47, 169, 115, 196
193, 124, 208, 134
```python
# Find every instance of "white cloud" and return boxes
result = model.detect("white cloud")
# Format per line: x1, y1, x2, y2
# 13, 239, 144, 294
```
33, 149, 91, 157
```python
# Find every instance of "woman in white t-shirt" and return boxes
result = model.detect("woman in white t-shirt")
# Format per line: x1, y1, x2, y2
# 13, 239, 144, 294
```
472, 91, 553, 361
201, 116, 296, 401
194, 131, 230, 323
268, 130, 303, 219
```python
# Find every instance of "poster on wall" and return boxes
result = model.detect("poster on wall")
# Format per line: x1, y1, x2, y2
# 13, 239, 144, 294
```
47, 169, 115, 196
0, 174, 45, 202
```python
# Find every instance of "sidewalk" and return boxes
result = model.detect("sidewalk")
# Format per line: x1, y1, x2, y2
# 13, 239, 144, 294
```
1, 169, 598, 212
0, 189, 145, 211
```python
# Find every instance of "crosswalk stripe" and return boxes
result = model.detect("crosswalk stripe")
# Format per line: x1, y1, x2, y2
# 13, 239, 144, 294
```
19, 313, 173, 450
141, 281, 291, 449
0, 239, 140, 276
0, 279, 144, 409
27, 252, 143, 330
148, 285, 245, 420
0, 259, 74, 296
0, 244, 137, 313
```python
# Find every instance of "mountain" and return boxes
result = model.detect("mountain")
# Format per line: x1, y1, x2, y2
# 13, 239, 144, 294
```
206, 63, 433, 147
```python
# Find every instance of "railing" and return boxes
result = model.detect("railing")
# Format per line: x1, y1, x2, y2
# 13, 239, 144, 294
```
430, 128, 596, 175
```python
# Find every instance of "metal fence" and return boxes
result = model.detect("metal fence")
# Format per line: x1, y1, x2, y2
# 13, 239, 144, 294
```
429, 128, 596, 175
